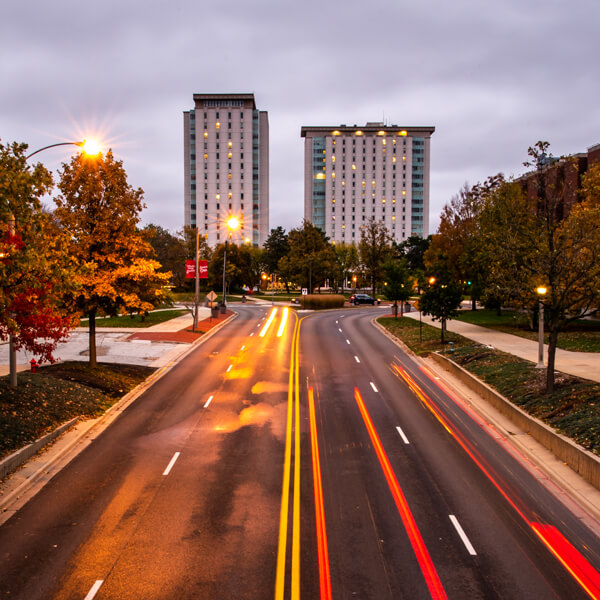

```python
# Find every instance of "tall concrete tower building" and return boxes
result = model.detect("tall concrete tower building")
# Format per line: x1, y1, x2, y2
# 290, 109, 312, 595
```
301, 123, 434, 243
184, 93, 269, 246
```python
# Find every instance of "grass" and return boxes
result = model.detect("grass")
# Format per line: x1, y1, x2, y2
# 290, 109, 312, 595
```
0, 362, 154, 460
378, 316, 600, 455
79, 309, 187, 328
454, 309, 600, 352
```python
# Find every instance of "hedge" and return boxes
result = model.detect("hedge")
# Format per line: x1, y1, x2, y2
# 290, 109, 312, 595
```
299, 294, 346, 309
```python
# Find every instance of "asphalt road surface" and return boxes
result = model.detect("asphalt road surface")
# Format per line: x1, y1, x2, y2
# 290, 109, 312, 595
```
1, 305, 599, 599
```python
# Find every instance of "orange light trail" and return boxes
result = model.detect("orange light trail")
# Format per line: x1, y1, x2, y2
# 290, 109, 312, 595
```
308, 387, 332, 599
354, 387, 448, 600
277, 307, 289, 338
259, 308, 278, 338
393, 362, 600, 599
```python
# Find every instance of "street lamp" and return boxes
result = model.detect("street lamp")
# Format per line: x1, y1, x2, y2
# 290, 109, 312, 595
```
221, 216, 241, 311
536, 286, 547, 368
25, 139, 101, 160
4, 139, 102, 387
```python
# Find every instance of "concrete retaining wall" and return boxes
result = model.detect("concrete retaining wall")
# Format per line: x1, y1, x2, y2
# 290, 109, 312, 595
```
431, 352, 600, 490
0, 417, 79, 480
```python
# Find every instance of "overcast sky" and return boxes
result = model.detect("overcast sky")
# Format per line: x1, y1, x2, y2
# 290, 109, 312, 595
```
2, 0, 599, 237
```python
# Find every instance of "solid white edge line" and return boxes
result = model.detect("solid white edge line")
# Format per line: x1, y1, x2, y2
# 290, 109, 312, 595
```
84, 580, 104, 600
204, 395, 214, 408
163, 452, 181, 476
354, 355, 360, 363
449, 515, 477, 555
396, 426, 410, 444
370, 382, 379, 393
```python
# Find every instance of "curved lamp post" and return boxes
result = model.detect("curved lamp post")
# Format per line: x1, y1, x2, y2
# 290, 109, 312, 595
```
6, 139, 101, 387
25, 139, 101, 160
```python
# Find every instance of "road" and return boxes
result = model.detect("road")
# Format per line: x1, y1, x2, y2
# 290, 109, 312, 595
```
0, 305, 599, 599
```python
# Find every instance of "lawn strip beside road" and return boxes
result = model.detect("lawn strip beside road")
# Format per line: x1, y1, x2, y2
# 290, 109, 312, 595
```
377, 315, 600, 458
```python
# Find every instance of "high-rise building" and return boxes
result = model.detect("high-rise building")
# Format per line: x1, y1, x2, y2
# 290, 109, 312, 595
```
301, 123, 434, 243
184, 93, 269, 246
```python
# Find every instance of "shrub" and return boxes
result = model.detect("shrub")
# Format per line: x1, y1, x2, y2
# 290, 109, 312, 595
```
299, 294, 346, 309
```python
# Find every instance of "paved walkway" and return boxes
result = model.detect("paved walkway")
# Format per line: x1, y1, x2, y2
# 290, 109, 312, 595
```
403, 310, 600, 383
0, 307, 212, 375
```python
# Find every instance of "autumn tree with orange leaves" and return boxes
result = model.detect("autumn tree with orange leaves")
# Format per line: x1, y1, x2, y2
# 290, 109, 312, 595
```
55, 150, 170, 366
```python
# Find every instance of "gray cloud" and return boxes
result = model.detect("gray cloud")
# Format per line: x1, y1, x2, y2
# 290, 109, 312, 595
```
2, 0, 599, 235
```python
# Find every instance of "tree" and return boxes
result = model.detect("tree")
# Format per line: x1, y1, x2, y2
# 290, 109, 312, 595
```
0, 141, 76, 386
359, 218, 393, 296
263, 226, 289, 275
144, 224, 189, 290
55, 150, 170, 367
426, 177, 502, 310
333, 242, 359, 292
382, 257, 413, 318
419, 277, 463, 344
285, 220, 336, 291
396, 234, 431, 272
478, 143, 600, 392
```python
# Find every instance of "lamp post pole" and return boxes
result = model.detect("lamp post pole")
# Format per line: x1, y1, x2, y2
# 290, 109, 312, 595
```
536, 287, 547, 369
8, 213, 17, 387
6, 140, 100, 387
221, 240, 228, 312
193, 227, 200, 331
535, 287, 546, 369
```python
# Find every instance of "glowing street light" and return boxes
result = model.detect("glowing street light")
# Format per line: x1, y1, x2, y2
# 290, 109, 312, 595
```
25, 139, 101, 160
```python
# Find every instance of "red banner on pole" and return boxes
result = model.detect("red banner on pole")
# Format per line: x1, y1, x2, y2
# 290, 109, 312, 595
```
186, 260, 209, 279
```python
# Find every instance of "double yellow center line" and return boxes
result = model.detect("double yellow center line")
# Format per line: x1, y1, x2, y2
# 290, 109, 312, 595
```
275, 315, 302, 599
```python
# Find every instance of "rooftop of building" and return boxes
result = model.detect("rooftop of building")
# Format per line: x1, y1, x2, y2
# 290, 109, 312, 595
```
301, 123, 435, 137
193, 93, 257, 109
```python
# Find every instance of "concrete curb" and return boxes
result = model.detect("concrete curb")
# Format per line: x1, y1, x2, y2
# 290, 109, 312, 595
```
430, 352, 600, 491
0, 311, 238, 481
0, 417, 80, 480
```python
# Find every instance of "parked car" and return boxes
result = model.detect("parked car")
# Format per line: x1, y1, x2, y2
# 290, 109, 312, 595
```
350, 293, 376, 305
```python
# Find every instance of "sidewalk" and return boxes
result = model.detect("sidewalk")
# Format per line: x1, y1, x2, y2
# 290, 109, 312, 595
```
0, 307, 213, 375
403, 310, 600, 383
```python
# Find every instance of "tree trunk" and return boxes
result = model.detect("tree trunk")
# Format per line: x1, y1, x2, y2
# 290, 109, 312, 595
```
545, 327, 559, 394
471, 296, 477, 311
393, 301, 398, 319
441, 318, 446, 345
89, 308, 97, 367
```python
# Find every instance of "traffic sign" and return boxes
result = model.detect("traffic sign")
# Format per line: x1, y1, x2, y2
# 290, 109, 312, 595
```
206, 291, 217, 301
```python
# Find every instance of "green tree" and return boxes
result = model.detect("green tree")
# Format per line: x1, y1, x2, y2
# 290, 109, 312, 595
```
419, 277, 463, 344
359, 218, 393, 296
396, 234, 431, 272
333, 242, 359, 292
263, 226, 289, 275
55, 150, 170, 367
285, 220, 336, 291
0, 141, 76, 384
382, 257, 412, 318
144, 224, 188, 290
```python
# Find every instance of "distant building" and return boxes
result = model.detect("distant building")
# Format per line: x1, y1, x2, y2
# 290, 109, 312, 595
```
301, 123, 435, 243
184, 93, 269, 246
520, 143, 600, 220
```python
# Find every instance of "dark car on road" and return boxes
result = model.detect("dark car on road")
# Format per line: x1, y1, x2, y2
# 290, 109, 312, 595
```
350, 293, 376, 305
